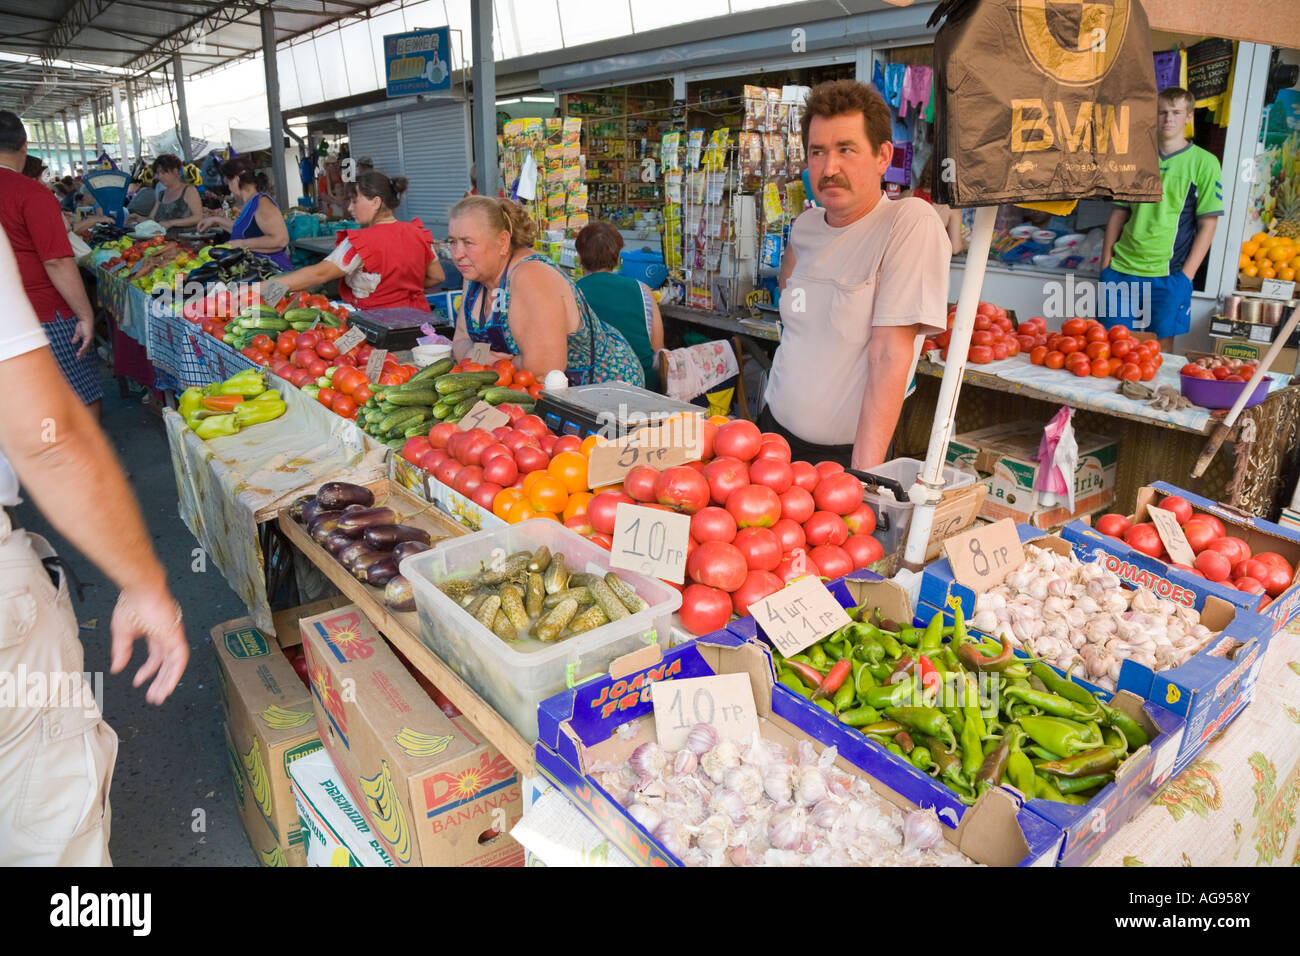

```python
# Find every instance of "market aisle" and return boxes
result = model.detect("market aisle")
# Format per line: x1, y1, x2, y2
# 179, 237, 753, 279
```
11, 373, 256, 866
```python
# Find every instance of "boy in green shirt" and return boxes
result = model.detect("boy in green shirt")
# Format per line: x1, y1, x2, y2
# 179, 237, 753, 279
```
1100, 87, 1223, 353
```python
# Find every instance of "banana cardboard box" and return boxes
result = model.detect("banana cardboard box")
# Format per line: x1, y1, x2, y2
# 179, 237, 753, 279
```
211, 617, 324, 861
224, 723, 306, 867
289, 746, 396, 867
300, 605, 525, 867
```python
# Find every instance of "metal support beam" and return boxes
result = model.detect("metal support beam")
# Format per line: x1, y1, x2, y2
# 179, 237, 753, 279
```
111, 82, 129, 168
261, 7, 289, 207
75, 109, 88, 174
93, 97, 103, 157
126, 79, 142, 166
470, 0, 496, 198
60, 111, 74, 176
173, 54, 192, 162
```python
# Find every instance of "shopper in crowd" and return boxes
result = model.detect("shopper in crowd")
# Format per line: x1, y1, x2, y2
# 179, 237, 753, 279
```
22, 154, 45, 180
195, 157, 292, 270
0, 223, 189, 866
766, 80, 949, 470
450, 196, 644, 386
269, 170, 443, 309
125, 176, 159, 220
316, 159, 347, 216
0, 111, 104, 416
130, 154, 202, 231
59, 176, 79, 213
575, 220, 664, 390
1100, 87, 1222, 353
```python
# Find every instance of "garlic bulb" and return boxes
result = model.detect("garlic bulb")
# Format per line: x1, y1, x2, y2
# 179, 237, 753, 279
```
794, 766, 829, 805
769, 806, 808, 851
627, 801, 663, 832
700, 739, 741, 783
629, 742, 667, 778
672, 749, 698, 776
972, 609, 999, 633
655, 819, 692, 858
709, 787, 748, 825
687, 723, 719, 755
809, 798, 844, 830
763, 764, 795, 804
724, 765, 764, 806
902, 808, 945, 852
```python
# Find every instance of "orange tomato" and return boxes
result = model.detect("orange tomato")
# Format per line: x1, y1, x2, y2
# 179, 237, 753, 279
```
505, 501, 537, 523
563, 491, 594, 521
531, 511, 561, 523
1044, 350, 1066, 370
1085, 341, 1110, 361
547, 451, 589, 494
579, 434, 605, 458
1260, 265, 1277, 279
492, 358, 515, 387
528, 475, 569, 513
521, 470, 549, 496
1280, 267, 1297, 282
493, 488, 524, 518
513, 369, 537, 388
591, 483, 623, 494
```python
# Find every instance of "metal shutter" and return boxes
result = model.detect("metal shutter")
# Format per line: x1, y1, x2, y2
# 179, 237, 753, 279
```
346, 114, 401, 183
399, 103, 470, 236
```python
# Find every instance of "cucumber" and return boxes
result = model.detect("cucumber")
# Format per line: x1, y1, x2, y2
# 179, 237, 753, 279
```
386, 387, 438, 407
479, 386, 534, 405
379, 408, 424, 433
587, 577, 630, 622
410, 357, 455, 383
567, 604, 609, 635
282, 308, 321, 323
434, 370, 500, 395
403, 421, 433, 438
432, 401, 451, 420
452, 397, 477, 418
534, 598, 578, 642
437, 387, 480, 407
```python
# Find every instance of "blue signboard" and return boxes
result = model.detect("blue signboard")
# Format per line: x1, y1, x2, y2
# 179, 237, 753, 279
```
384, 27, 452, 97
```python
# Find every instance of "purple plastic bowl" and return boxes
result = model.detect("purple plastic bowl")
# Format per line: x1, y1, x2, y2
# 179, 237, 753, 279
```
1179, 373, 1271, 410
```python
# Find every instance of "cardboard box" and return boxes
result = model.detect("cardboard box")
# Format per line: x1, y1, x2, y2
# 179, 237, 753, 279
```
390, 454, 506, 532
918, 524, 1272, 777
1209, 338, 1299, 374
535, 630, 1064, 867
289, 747, 398, 866
300, 605, 525, 867
946, 421, 1116, 529
211, 617, 324, 857
223, 723, 307, 867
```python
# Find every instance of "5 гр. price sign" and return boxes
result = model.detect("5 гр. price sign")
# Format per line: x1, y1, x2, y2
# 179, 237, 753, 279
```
609, 503, 690, 584
748, 575, 850, 657
651, 674, 759, 750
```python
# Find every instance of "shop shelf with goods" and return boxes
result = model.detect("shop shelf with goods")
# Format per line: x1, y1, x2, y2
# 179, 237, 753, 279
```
498, 115, 590, 239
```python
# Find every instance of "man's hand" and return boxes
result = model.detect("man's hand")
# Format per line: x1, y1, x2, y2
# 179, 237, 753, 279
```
72, 312, 95, 359
111, 585, 189, 706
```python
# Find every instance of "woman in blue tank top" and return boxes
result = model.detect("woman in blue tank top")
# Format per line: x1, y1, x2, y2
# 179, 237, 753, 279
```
197, 157, 292, 271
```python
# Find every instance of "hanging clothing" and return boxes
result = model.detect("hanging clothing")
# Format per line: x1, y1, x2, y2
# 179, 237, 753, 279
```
230, 192, 292, 271
924, 81, 935, 123
872, 60, 887, 98
327, 218, 434, 311
900, 65, 932, 120
463, 253, 644, 387
1153, 50, 1181, 93
883, 63, 907, 110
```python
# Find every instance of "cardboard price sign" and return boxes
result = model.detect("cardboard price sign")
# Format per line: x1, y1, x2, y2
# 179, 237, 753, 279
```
334, 327, 367, 356
365, 348, 388, 383
457, 400, 510, 432
1260, 279, 1296, 300
749, 575, 851, 657
651, 674, 759, 751
586, 416, 706, 489
942, 518, 1026, 593
609, 503, 691, 584
1148, 506, 1197, 566
469, 341, 491, 364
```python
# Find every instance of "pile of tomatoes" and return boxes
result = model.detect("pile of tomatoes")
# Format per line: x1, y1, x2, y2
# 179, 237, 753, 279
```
448, 356, 545, 400
1179, 356, 1259, 383
1096, 496, 1294, 609
923, 301, 1020, 363
1027, 317, 1162, 381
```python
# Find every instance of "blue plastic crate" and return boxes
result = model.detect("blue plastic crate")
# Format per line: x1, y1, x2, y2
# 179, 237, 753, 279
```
620, 248, 667, 288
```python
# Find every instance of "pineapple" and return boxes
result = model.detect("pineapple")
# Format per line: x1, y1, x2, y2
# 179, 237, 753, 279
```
1270, 134, 1300, 240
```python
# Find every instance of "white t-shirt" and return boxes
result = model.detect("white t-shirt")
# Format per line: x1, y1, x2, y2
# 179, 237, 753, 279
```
764, 196, 950, 446
0, 225, 52, 507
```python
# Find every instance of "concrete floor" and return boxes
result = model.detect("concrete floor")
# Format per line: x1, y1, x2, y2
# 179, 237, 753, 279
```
13, 373, 257, 866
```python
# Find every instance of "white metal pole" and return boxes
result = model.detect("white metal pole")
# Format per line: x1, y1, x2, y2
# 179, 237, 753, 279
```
111, 82, 130, 168
900, 204, 998, 571
75, 109, 88, 174
93, 98, 104, 157
261, 7, 289, 206
173, 54, 192, 162
60, 111, 74, 177
126, 78, 142, 165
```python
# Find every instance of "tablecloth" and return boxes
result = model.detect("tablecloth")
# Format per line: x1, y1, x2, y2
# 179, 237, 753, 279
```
512, 622, 1300, 867
165, 377, 388, 631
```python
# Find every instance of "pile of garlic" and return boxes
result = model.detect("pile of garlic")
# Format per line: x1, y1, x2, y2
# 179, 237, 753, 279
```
592, 725, 978, 867
971, 545, 1216, 691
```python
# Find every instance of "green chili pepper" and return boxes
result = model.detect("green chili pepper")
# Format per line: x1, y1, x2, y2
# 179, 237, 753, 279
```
838, 705, 881, 727
861, 720, 904, 736
959, 714, 984, 776
1103, 725, 1129, 760
1004, 685, 1077, 718
782, 659, 824, 688
776, 670, 806, 695
886, 743, 905, 758
919, 610, 945, 653
866, 734, 892, 746
947, 594, 968, 647
1006, 731, 1036, 797
875, 630, 903, 660
1034, 774, 1069, 802
1036, 746, 1120, 779
813, 697, 835, 714
1060, 792, 1092, 805
911, 746, 934, 772
1045, 772, 1114, 795
808, 643, 830, 670
1017, 715, 1101, 756
941, 646, 960, 674
1099, 701, 1150, 749
1028, 745, 1064, 762
1030, 662, 1104, 721
832, 678, 857, 713
861, 677, 916, 717
956, 635, 1014, 672
896, 625, 919, 647
854, 636, 885, 665
884, 706, 957, 752
867, 660, 895, 683
786, 653, 826, 672
975, 737, 1011, 795
824, 639, 846, 661
853, 661, 877, 695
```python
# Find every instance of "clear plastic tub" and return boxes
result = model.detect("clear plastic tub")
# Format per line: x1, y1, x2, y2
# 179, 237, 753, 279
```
858, 458, 976, 558
399, 519, 682, 742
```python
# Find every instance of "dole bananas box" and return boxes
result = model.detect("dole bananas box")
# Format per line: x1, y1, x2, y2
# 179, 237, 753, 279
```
224, 722, 307, 867
300, 605, 525, 867
289, 746, 397, 867
212, 617, 323, 861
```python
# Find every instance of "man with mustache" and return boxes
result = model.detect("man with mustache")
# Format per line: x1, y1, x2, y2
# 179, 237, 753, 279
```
763, 80, 951, 470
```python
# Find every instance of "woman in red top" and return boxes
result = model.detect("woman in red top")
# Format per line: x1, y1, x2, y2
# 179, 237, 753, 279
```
272, 171, 443, 309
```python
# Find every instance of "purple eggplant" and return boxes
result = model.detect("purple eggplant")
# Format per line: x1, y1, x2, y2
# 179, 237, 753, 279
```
385, 575, 416, 612
338, 541, 373, 570
290, 495, 315, 524
324, 530, 354, 556
363, 524, 432, 551
336, 507, 397, 538
308, 511, 345, 545
317, 481, 374, 511
391, 540, 431, 563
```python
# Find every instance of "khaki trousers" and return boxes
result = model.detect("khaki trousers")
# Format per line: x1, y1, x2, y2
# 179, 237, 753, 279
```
0, 508, 117, 866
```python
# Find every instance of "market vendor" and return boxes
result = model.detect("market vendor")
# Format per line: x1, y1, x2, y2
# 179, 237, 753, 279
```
128, 154, 202, 231
268, 170, 443, 309
195, 157, 292, 271
449, 196, 644, 386
765, 80, 950, 470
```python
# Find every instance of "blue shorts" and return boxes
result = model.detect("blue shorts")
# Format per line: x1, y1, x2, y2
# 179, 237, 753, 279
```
1098, 267, 1192, 339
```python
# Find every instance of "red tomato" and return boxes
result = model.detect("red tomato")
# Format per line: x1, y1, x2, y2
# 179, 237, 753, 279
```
1030, 346, 1048, 366
352, 384, 373, 404
774, 549, 820, 584
969, 345, 994, 364
653, 466, 711, 514
1212, 366, 1231, 381
452, 465, 485, 498
843, 502, 877, 536
779, 486, 816, 524
1046, 334, 1063, 352
686, 541, 749, 591
317, 387, 337, 408
1003, 338, 1020, 358
1232, 559, 1271, 583
1181, 519, 1219, 553
703, 457, 751, 507
1085, 341, 1110, 361
1018, 335, 1038, 353
804, 510, 849, 548
316, 339, 339, 360
771, 518, 806, 553
1090, 359, 1112, 378
1085, 325, 1108, 343
297, 331, 320, 351
1190, 514, 1226, 537
1095, 513, 1131, 539
1110, 338, 1134, 359
973, 314, 992, 331
1045, 351, 1066, 370
472, 481, 504, 511
1061, 318, 1087, 336
1120, 363, 1142, 381
992, 341, 1010, 361
971, 329, 994, 347
748, 457, 794, 494
843, 533, 884, 569
1260, 562, 1294, 597
734, 527, 782, 572
1206, 537, 1251, 566
482, 454, 519, 487
514, 414, 550, 441
1107, 325, 1130, 341
726, 485, 782, 529
732, 570, 784, 617
514, 445, 550, 476
808, 544, 852, 580
621, 464, 658, 502
331, 394, 357, 419
1124, 523, 1163, 558
552, 435, 583, 456
680, 585, 735, 636
813, 472, 863, 516
587, 492, 635, 535
1157, 495, 1193, 525
1255, 552, 1294, 575
1194, 549, 1232, 582
690, 506, 738, 544
815, 461, 845, 480
1057, 336, 1081, 355
714, 420, 763, 462
755, 439, 792, 464
1071, 359, 1092, 377
993, 315, 1013, 332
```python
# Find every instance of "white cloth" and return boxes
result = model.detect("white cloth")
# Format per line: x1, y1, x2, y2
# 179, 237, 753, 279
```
0, 225, 52, 507
659, 340, 740, 403
325, 237, 382, 300
764, 197, 949, 445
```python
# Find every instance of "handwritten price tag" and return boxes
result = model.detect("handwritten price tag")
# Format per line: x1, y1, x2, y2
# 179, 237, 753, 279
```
334, 327, 367, 356
1260, 279, 1296, 300
365, 348, 388, 383
1148, 506, 1196, 566
748, 575, 851, 657
942, 518, 1025, 593
457, 400, 509, 432
586, 415, 706, 488
469, 341, 492, 364
609, 503, 691, 584
651, 674, 759, 750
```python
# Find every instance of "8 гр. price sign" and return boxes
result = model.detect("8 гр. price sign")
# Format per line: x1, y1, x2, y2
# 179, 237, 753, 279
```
651, 674, 759, 750
609, 503, 691, 584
